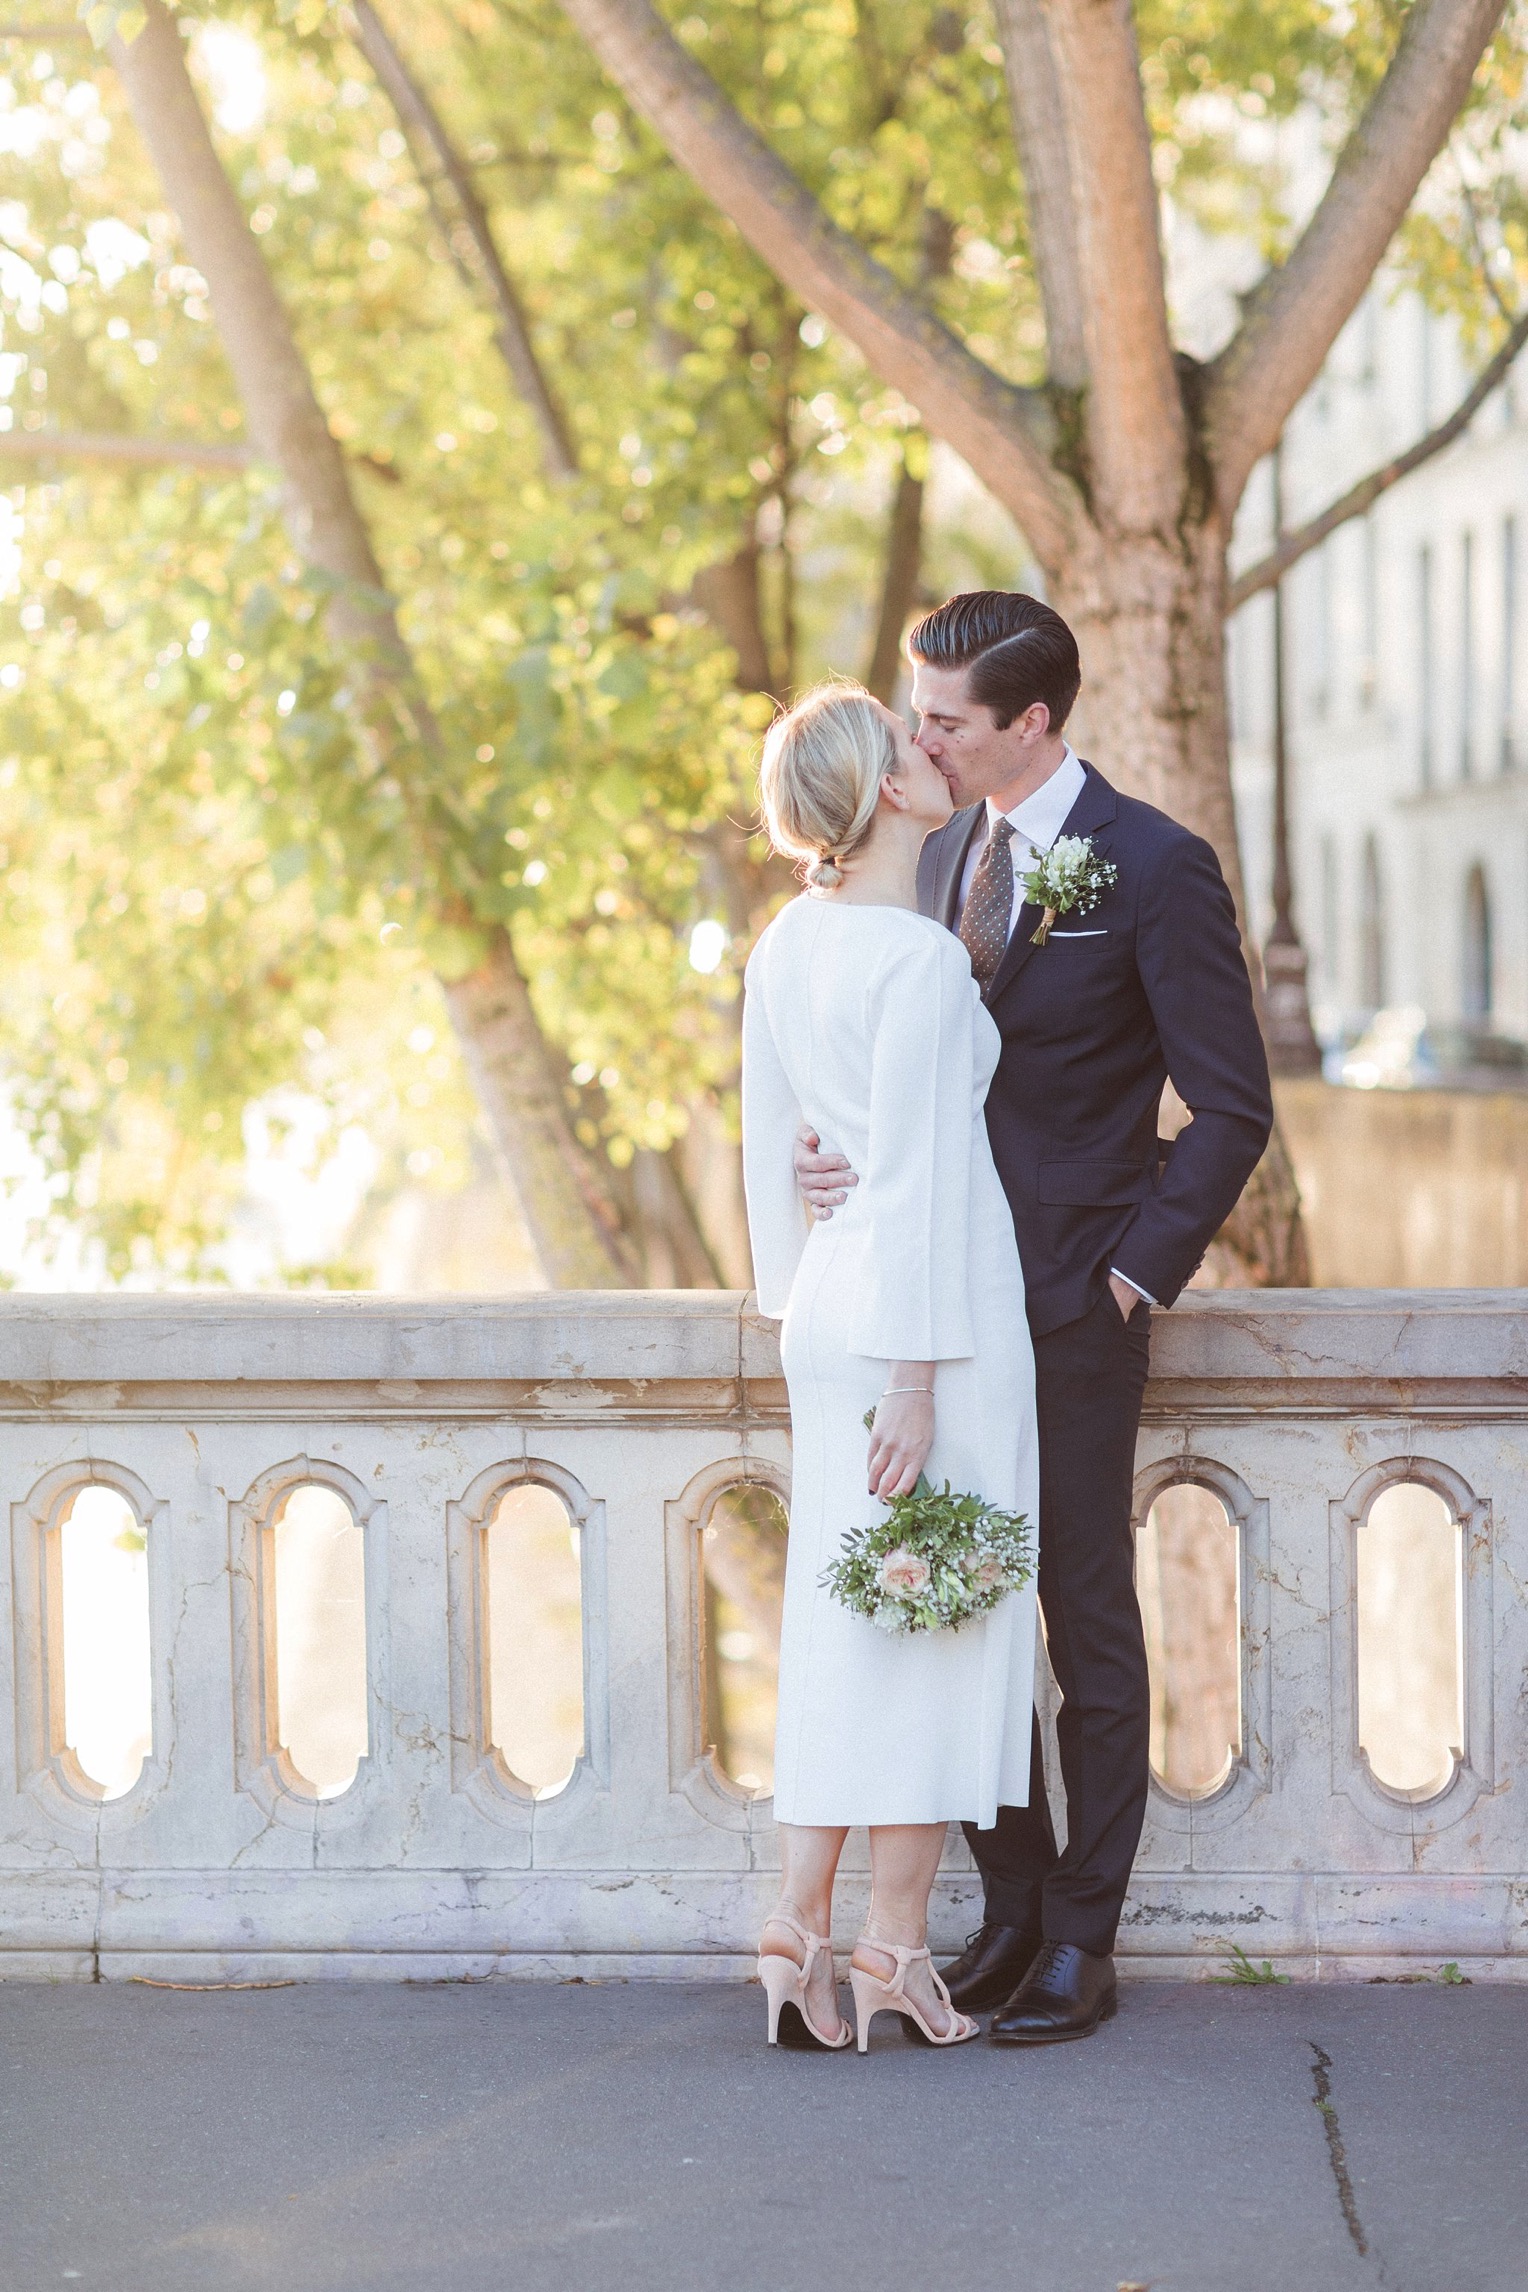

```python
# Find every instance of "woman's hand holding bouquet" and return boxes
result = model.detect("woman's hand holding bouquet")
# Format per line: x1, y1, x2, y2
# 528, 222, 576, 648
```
821, 1398, 1035, 1637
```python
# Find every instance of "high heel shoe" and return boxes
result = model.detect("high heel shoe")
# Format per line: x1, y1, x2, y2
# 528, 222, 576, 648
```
758, 1912, 851, 2051
849, 1936, 980, 2051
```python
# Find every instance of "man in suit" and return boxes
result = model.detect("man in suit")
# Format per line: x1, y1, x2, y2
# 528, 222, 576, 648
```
794, 591, 1273, 2042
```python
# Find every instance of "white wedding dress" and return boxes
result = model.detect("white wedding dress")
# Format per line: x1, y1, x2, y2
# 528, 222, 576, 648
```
742, 895, 1039, 1828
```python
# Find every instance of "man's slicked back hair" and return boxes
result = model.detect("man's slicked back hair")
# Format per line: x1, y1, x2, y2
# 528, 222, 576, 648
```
908, 590, 1081, 735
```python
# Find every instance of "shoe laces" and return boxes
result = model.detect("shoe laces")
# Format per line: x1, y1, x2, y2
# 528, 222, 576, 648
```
1026, 1941, 1073, 1994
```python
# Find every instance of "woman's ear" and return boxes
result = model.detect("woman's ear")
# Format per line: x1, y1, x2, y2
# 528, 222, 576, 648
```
880, 769, 909, 812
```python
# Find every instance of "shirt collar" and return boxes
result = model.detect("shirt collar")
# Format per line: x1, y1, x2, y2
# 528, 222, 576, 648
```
988, 744, 1086, 852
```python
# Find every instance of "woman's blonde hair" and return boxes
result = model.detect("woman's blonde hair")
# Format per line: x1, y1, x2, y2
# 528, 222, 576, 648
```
758, 680, 896, 890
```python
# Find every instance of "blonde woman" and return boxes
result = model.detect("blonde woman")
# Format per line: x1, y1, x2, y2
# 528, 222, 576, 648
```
743, 682, 1039, 2051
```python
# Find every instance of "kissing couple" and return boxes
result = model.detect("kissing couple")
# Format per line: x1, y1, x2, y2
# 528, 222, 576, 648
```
741, 589, 1272, 2052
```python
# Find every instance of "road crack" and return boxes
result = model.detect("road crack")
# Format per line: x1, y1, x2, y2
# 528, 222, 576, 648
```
1309, 2041, 1371, 2262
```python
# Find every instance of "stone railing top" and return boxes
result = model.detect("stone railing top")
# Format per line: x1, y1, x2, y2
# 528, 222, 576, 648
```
0, 1290, 771, 1395
0, 1291, 1519, 1419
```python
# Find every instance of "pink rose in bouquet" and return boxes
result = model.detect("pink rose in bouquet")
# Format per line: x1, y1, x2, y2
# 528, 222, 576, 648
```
878, 1547, 932, 1599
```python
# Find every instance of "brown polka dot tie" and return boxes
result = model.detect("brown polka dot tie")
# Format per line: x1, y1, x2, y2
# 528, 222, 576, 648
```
959, 815, 1016, 995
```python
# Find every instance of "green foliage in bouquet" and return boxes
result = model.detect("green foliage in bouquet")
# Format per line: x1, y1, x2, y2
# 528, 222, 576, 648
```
820, 1412, 1035, 1637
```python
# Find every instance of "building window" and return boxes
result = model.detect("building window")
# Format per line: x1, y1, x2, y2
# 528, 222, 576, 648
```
1504, 514, 1518, 772
1360, 834, 1386, 1011
1463, 863, 1493, 1024
1420, 306, 1433, 428
1360, 292, 1378, 390
1360, 515, 1377, 710
1461, 531, 1476, 779
1418, 544, 1434, 789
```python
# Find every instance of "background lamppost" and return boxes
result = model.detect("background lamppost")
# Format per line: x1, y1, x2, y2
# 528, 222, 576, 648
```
1262, 440, 1324, 1077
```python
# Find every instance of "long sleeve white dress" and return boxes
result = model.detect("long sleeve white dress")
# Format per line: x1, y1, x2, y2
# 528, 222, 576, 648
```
742, 895, 1039, 1829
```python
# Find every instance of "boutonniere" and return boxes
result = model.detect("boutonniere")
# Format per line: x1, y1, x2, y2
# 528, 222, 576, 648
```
1018, 834, 1118, 945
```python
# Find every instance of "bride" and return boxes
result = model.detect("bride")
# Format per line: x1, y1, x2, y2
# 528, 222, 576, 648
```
743, 681, 1039, 2052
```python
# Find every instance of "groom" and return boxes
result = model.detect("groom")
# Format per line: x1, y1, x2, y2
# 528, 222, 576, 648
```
795, 591, 1272, 2043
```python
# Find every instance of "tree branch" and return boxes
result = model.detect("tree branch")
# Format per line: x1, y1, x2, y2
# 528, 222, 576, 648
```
1036, 0, 1185, 525
1227, 304, 1528, 611
346, 0, 577, 479
0, 427, 254, 469
110, 4, 390, 614
990, 0, 1087, 390
555, 0, 1074, 563
1206, 0, 1508, 512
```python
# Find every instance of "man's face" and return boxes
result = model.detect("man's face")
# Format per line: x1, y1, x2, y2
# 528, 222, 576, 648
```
911, 660, 1012, 809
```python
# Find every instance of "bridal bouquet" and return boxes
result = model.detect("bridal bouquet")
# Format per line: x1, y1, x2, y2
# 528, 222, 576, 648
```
1018, 834, 1118, 945
820, 1412, 1035, 1637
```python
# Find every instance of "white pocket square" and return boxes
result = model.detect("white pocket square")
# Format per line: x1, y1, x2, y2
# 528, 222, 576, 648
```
1048, 928, 1108, 938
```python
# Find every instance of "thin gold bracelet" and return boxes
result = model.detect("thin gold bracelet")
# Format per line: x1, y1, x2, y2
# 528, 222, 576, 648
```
880, 1385, 934, 1397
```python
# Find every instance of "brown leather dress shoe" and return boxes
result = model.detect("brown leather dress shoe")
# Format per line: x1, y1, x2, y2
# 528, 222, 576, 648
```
988, 1941, 1117, 2044
938, 1923, 1043, 2013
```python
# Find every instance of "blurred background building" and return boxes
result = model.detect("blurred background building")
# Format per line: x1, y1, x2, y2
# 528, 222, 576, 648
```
1230, 296, 1527, 1083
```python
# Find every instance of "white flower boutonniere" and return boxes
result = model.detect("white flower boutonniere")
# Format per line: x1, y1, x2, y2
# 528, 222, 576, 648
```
1018, 834, 1118, 945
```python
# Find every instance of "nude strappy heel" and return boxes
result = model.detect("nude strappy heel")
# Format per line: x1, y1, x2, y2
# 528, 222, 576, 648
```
849, 1935, 980, 2051
758, 1912, 852, 2051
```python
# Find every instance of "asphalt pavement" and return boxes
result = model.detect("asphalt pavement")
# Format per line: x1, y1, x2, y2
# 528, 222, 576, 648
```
2, 1976, 1523, 2292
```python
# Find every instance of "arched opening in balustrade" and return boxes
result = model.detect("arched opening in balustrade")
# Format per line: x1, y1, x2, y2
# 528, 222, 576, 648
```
485, 1481, 584, 1798
271, 1482, 368, 1799
56, 1483, 152, 1800
1357, 1480, 1463, 1798
701, 1482, 787, 1795
1136, 1480, 1241, 1799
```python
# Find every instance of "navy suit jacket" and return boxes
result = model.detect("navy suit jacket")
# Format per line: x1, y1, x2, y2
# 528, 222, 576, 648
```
917, 762, 1273, 1337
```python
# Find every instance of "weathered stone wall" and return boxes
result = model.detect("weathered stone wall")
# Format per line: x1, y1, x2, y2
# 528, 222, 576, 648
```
0, 1291, 1522, 1981
1276, 1080, 1528, 1287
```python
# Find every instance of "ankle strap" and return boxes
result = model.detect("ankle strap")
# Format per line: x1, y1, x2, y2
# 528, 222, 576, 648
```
763, 1911, 831, 1970
856, 1935, 932, 2001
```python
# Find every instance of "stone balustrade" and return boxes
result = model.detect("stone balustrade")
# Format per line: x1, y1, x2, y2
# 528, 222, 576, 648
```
0, 1290, 1524, 1982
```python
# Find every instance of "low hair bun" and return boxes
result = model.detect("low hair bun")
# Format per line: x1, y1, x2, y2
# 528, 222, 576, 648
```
757, 680, 896, 896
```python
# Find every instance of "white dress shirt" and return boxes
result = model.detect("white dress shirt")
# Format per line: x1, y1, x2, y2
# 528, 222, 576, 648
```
955, 744, 1087, 941
953, 743, 1157, 1308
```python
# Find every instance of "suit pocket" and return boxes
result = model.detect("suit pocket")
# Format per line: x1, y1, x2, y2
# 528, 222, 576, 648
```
1037, 1158, 1153, 1207
1046, 928, 1108, 938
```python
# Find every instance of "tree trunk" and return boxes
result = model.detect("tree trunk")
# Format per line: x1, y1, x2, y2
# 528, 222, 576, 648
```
441, 946, 641, 1286
111, 0, 638, 1285
864, 449, 925, 703
1055, 517, 1308, 1283
1056, 518, 1242, 913
691, 542, 775, 695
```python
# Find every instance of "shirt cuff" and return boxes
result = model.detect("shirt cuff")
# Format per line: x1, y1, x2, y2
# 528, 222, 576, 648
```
1110, 1267, 1159, 1307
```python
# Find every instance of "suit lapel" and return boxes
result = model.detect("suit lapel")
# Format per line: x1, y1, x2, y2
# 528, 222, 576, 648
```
929, 804, 986, 930
982, 761, 1119, 1008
